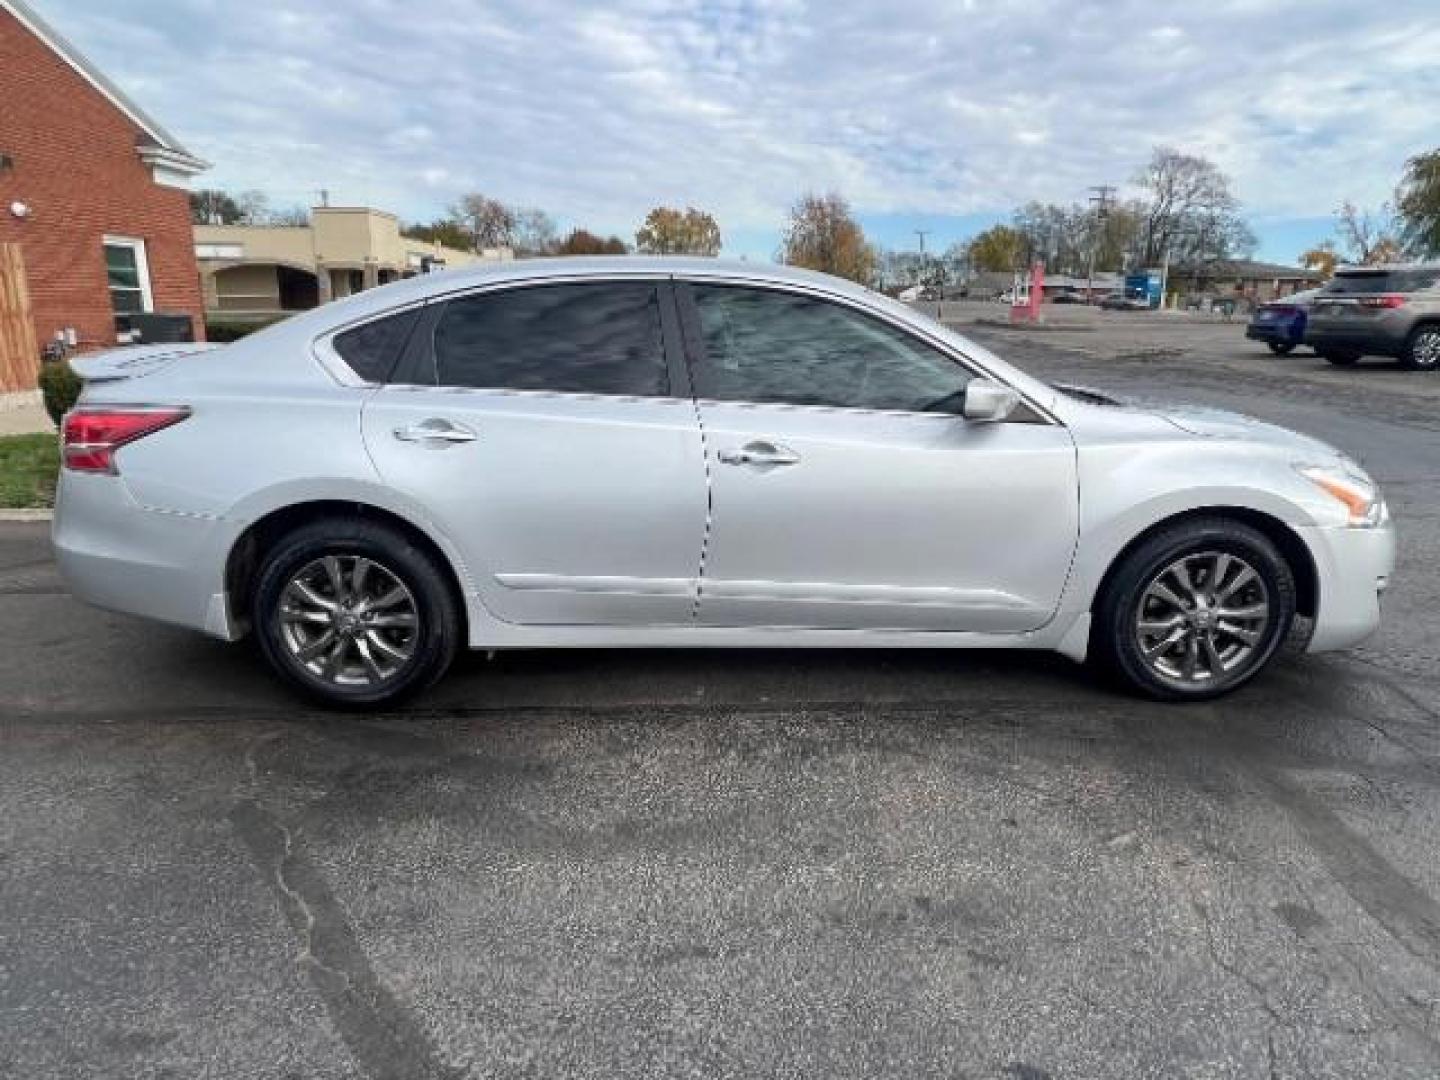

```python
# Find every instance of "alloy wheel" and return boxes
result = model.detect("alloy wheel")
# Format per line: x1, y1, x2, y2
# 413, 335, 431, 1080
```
1412, 329, 1440, 370
276, 555, 419, 687
1133, 550, 1271, 686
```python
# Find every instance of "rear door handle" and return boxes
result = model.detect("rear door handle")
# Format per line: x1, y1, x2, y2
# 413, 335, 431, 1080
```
393, 418, 477, 444
717, 441, 800, 467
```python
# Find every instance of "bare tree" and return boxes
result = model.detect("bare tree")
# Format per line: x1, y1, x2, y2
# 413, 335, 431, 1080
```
1135, 147, 1253, 269
512, 208, 558, 256
449, 193, 516, 251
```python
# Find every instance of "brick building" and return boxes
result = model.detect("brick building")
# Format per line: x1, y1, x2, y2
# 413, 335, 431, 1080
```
0, 0, 207, 388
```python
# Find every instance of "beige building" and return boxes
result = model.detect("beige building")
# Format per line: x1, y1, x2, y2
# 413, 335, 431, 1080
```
195, 206, 511, 321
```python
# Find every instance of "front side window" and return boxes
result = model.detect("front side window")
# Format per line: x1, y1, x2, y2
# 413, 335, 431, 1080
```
432, 282, 668, 396
103, 237, 153, 316
688, 285, 973, 412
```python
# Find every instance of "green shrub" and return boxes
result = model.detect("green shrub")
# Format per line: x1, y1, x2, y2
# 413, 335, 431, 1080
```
37, 361, 82, 427
205, 317, 286, 343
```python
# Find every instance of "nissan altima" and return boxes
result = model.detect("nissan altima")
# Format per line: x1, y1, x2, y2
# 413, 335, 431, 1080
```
54, 258, 1395, 707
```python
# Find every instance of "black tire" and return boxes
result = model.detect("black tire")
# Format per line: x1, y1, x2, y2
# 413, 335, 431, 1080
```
1090, 517, 1296, 702
1400, 324, 1440, 371
252, 517, 460, 709
1267, 341, 1295, 356
1321, 351, 1358, 366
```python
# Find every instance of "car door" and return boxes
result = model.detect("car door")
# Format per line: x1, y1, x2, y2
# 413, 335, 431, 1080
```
676, 281, 1079, 633
360, 278, 708, 626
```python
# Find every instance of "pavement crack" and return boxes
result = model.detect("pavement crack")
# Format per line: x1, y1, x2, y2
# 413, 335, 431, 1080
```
229, 735, 465, 1080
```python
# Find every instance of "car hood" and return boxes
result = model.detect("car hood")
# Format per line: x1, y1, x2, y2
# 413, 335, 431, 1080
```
1056, 385, 1342, 460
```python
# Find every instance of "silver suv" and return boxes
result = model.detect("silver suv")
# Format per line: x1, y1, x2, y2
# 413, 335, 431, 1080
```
1307, 264, 1440, 370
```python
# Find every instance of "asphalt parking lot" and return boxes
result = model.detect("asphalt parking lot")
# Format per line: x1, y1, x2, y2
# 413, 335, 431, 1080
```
3, 313, 1440, 1079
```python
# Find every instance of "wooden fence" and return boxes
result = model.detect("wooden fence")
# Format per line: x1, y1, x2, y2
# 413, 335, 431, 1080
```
0, 243, 39, 393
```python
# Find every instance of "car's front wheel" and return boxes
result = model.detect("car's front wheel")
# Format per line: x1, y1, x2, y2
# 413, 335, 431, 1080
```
252, 518, 460, 708
1092, 518, 1296, 701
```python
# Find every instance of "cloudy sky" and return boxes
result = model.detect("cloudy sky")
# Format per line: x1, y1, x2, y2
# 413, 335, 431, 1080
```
35, 0, 1440, 263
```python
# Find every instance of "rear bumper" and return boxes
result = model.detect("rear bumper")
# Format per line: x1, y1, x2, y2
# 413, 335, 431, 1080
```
1297, 518, 1396, 653
52, 470, 239, 639
1305, 324, 1407, 356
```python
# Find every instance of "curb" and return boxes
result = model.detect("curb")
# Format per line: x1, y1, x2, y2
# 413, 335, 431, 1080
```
0, 509, 52, 522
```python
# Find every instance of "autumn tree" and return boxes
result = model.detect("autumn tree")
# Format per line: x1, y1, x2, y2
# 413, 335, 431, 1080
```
966, 224, 1027, 272
1299, 240, 1339, 278
1336, 201, 1402, 265
555, 229, 628, 255
1397, 148, 1440, 258
634, 206, 721, 256
779, 192, 876, 284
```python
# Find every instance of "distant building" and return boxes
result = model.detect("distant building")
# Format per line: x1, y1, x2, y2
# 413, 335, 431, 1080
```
195, 207, 512, 323
1169, 260, 1323, 304
0, 0, 208, 388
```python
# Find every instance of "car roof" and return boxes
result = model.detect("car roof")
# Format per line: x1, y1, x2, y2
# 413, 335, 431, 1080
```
305, 256, 879, 328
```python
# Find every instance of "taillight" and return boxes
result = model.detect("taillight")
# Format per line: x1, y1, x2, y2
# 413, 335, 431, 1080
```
1359, 294, 1407, 309
61, 407, 190, 474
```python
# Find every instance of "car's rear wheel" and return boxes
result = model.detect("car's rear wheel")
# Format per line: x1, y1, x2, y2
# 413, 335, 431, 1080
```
1321, 350, 1359, 366
1401, 325, 1440, 371
1267, 341, 1295, 355
1091, 518, 1296, 701
252, 518, 459, 708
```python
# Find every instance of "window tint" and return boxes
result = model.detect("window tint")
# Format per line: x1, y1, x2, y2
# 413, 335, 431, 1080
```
433, 283, 668, 396
333, 308, 420, 383
688, 285, 972, 412
1325, 269, 1440, 294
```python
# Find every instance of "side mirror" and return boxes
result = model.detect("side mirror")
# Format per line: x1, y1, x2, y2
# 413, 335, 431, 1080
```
962, 379, 1021, 422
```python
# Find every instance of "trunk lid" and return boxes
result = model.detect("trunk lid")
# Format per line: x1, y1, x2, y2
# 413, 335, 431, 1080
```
68, 343, 220, 383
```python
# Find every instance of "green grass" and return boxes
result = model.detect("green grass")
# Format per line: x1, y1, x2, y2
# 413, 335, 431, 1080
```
0, 433, 60, 509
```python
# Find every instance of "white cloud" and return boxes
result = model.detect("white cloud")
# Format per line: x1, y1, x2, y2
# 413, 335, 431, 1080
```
31, 0, 1440, 240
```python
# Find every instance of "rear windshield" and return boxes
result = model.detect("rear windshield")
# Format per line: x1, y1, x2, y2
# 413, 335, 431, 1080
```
1325, 268, 1440, 294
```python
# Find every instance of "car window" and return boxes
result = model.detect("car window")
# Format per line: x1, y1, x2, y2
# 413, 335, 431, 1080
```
432, 282, 668, 396
688, 285, 973, 412
333, 307, 421, 383
1324, 269, 1440, 294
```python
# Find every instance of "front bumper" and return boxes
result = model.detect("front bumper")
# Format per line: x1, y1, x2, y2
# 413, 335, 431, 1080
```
53, 470, 238, 639
1297, 517, 1396, 652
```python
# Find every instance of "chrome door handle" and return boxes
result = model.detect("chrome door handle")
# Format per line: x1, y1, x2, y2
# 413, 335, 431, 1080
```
717, 441, 800, 467
393, 419, 477, 444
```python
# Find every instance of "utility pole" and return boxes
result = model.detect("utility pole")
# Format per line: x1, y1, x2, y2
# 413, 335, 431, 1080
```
1086, 185, 1115, 301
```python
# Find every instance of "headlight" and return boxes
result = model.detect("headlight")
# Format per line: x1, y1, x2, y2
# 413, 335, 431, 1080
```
1296, 462, 1384, 527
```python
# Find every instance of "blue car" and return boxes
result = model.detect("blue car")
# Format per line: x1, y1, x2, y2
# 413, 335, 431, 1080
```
1246, 288, 1320, 355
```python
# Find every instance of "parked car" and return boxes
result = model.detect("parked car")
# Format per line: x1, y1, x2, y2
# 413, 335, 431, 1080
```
1245, 288, 1321, 355
1306, 264, 1440, 369
54, 258, 1393, 707
1100, 293, 1148, 310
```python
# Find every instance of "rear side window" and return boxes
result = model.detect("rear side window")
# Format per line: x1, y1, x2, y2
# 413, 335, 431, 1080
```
1326, 269, 1440, 294
432, 282, 668, 396
332, 308, 420, 383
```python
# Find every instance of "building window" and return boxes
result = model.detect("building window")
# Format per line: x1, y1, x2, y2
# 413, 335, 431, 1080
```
103, 237, 154, 332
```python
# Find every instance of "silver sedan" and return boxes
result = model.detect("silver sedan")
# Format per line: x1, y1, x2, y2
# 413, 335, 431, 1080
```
54, 258, 1395, 708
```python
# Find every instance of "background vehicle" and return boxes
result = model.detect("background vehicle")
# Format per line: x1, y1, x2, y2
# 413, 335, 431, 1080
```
1245, 288, 1320, 355
1099, 293, 1148, 311
53, 259, 1394, 708
1306, 264, 1440, 369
